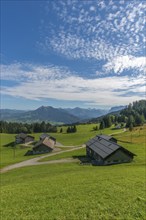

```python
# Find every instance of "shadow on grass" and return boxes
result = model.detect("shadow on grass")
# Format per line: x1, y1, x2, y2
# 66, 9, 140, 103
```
3, 141, 16, 147
118, 140, 132, 144
72, 155, 92, 165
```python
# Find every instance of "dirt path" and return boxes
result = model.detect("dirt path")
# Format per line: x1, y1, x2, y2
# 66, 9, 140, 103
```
0, 130, 125, 174
110, 129, 126, 136
0, 145, 85, 173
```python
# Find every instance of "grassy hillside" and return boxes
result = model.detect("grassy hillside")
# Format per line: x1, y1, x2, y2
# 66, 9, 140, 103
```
40, 125, 145, 164
0, 124, 124, 168
51, 124, 124, 146
0, 125, 145, 220
0, 134, 39, 169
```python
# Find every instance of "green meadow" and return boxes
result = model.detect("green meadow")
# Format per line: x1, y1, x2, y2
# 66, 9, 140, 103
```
0, 124, 124, 168
0, 133, 38, 169
0, 125, 146, 220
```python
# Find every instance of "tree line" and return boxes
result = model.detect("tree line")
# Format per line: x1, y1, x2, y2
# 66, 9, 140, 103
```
59, 125, 77, 133
0, 121, 57, 134
99, 100, 146, 130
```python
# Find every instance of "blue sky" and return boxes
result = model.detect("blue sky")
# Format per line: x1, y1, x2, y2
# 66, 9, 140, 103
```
1, 0, 146, 110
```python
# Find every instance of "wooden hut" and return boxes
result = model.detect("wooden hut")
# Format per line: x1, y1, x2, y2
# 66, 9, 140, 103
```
15, 133, 34, 144
86, 135, 136, 165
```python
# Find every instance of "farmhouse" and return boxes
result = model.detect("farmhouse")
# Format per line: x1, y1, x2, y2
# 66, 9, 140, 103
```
25, 137, 55, 156
86, 135, 136, 165
33, 137, 55, 154
40, 133, 50, 140
40, 133, 56, 143
98, 134, 117, 143
15, 133, 34, 144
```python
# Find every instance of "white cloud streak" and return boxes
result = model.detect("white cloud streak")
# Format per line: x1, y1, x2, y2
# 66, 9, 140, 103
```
1, 63, 145, 106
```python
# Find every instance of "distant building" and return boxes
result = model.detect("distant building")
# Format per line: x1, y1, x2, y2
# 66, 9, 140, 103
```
33, 137, 55, 154
86, 135, 136, 165
49, 136, 56, 144
40, 133, 56, 144
15, 133, 34, 144
25, 137, 56, 156
40, 133, 50, 140
115, 125, 121, 129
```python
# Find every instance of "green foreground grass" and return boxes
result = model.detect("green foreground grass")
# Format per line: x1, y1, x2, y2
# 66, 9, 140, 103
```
1, 163, 145, 220
0, 125, 146, 220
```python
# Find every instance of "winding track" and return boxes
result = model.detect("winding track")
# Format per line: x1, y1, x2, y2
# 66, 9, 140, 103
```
0, 145, 85, 173
0, 130, 126, 173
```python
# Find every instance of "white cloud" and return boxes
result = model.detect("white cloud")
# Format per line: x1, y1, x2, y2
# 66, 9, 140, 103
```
41, 0, 146, 62
1, 63, 145, 106
103, 56, 146, 74
1, 63, 70, 81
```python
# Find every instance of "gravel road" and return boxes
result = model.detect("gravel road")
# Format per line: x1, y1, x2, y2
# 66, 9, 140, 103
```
0, 145, 85, 173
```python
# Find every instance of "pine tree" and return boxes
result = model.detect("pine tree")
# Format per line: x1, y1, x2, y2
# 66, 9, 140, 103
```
100, 120, 105, 130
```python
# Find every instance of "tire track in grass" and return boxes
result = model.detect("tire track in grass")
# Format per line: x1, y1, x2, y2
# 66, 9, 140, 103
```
0, 145, 85, 173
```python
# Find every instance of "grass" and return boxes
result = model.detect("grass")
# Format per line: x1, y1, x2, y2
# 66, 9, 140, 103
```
0, 124, 124, 168
40, 125, 146, 164
1, 163, 145, 220
0, 134, 47, 169
53, 124, 124, 146
39, 147, 86, 162
0, 125, 146, 220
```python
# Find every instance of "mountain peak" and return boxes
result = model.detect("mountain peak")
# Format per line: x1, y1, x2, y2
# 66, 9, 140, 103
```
37, 106, 53, 110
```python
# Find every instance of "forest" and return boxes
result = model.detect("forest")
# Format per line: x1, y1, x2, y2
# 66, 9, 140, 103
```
97, 100, 146, 130
0, 121, 57, 134
0, 100, 145, 134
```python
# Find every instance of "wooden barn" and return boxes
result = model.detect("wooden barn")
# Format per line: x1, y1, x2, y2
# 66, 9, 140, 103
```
15, 133, 34, 144
40, 133, 50, 140
86, 135, 136, 165
25, 137, 55, 156
33, 137, 55, 154
40, 133, 56, 143
98, 134, 117, 143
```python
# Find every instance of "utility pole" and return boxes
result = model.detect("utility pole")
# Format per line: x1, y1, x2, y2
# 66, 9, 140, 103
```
130, 131, 133, 143
13, 145, 16, 158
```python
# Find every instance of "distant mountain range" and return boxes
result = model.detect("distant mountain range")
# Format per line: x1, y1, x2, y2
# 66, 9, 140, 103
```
62, 107, 108, 120
108, 106, 127, 113
0, 105, 126, 124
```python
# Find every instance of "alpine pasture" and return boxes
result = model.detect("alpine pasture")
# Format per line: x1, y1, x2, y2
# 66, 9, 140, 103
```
0, 124, 145, 220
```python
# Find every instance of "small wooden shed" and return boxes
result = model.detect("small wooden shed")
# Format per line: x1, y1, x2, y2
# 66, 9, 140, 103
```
40, 133, 50, 140
15, 133, 34, 144
40, 133, 56, 144
33, 137, 55, 154
86, 135, 136, 165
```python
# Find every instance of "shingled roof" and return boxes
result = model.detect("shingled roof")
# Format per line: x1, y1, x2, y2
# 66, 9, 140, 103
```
40, 133, 50, 140
15, 133, 34, 139
98, 134, 117, 141
86, 135, 136, 159
34, 137, 55, 149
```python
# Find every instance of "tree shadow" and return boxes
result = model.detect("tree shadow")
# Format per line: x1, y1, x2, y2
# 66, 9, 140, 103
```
72, 155, 92, 165
3, 141, 16, 147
